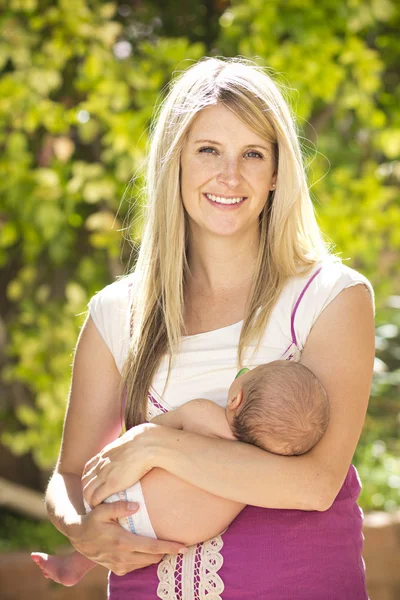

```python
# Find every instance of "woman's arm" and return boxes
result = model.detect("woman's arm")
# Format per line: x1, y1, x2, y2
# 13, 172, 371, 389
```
83, 284, 374, 512
152, 284, 375, 511
46, 314, 187, 574
46, 315, 123, 530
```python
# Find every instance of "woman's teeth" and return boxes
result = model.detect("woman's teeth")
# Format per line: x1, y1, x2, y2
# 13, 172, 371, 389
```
205, 193, 245, 205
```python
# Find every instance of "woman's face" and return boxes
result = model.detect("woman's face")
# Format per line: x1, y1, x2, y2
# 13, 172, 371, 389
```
180, 103, 277, 240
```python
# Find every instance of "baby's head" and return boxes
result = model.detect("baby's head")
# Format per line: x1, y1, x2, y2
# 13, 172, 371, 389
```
225, 360, 329, 456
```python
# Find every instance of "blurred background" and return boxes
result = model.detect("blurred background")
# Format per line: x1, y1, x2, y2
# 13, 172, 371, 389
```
0, 0, 399, 598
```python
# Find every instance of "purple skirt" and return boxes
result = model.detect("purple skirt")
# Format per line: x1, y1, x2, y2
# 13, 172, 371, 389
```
109, 465, 368, 599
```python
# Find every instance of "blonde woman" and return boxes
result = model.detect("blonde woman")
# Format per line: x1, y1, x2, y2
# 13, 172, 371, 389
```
44, 57, 375, 599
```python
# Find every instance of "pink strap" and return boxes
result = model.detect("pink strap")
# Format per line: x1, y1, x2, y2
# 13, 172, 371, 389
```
290, 266, 323, 346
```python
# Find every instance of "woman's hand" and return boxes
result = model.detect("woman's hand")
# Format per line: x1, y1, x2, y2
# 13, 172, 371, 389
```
81, 423, 158, 508
69, 501, 187, 575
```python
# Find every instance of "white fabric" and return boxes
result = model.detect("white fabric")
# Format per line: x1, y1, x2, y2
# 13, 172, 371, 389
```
84, 481, 157, 539
87, 256, 375, 412
87, 256, 375, 593
87, 274, 134, 374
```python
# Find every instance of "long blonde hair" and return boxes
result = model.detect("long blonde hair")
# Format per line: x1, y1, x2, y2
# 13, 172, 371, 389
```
120, 56, 332, 429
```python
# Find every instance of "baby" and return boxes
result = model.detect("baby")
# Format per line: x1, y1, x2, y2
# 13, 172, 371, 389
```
32, 359, 329, 586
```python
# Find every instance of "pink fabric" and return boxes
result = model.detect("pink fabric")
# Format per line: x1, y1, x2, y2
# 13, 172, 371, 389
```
109, 267, 369, 598
108, 465, 368, 599
217, 465, 368, 599
109, 438, 369, 596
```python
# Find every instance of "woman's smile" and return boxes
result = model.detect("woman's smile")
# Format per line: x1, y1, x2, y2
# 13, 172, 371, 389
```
203, 192, 248, 210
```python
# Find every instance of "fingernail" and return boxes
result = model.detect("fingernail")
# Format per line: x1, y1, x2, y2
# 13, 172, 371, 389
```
178, 547, 188, 554
128, 502, 139, 510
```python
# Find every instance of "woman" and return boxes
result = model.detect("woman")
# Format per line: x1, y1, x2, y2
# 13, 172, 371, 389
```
45, 57, 375, 599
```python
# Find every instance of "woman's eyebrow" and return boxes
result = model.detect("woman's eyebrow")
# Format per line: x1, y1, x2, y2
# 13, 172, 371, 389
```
194, 138, 269, 151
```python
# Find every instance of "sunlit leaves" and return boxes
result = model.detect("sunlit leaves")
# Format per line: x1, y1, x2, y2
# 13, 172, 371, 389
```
0, 0, 398, 519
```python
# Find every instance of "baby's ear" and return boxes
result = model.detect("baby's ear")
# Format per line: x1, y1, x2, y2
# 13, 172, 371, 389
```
226, 394, 236, 408
227, 389, 244, 410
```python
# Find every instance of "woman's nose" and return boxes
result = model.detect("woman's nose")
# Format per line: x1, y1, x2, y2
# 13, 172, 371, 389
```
217, 157, 242, 187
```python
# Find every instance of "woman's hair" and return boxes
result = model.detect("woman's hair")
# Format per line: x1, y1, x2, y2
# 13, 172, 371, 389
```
120, 56, 334, 429
230, 361, 330, 456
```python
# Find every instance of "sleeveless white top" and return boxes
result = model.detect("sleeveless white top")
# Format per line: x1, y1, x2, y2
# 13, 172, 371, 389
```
87, 256, 375, 599
88, 256, 374, 418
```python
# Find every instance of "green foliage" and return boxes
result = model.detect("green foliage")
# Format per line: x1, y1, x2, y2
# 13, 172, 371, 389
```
355, 305, 400, 512
0, 1, 204, 467
1, 283, 86, 467
0, 0, 399, 514
0, 509, 67, 553
215, 0, 400, 293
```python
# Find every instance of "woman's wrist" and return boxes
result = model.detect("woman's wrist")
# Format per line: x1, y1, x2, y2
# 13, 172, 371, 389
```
142, 422, 174, 470
144, 423, 205, 477
46, 506, 84, 540
63, 514, 85, 545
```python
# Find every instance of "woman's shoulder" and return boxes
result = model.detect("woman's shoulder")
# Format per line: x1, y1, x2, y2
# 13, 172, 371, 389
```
87, 271, 141, 323
315, 256, 374, 311
88, 271, 137, 308
283, 255, 375, 351
86, 271, 137, 372
287, 255, 374, 308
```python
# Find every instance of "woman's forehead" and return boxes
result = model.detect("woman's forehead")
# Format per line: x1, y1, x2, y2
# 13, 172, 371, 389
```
186, 105, 271, 148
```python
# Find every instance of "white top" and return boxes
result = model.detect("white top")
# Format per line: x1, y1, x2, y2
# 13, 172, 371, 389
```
88, 257, 374, 418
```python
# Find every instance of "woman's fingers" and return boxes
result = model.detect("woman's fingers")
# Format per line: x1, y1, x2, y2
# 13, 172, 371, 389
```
81, 426, 156, 509
82, 462, 117, 507
82, 456, 106, 483
82, 448, 112, 482
82, 452, 103, 478
101, 554, 163, 576
92, 500, 140, 521
93, 502, 188, 556
83, 475, 130, 508
129, 534, 187, 557
110, 554, 164, 575
71, 502, 187, 575
82, 475, 104, 508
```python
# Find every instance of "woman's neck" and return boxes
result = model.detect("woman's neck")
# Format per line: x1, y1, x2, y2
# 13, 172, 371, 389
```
187, 229, 260, 296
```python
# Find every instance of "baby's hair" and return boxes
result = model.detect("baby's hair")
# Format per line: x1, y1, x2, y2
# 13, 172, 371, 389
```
231, 361, 329, 455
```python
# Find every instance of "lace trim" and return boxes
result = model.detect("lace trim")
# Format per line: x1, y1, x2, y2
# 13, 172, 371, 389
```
157, 534, 225, 600
148, 389, 225, 598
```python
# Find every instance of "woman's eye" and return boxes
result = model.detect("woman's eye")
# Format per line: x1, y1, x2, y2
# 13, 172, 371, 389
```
198, 147, 263, 159
246, 151, 263, 159
199, 146, 217, 154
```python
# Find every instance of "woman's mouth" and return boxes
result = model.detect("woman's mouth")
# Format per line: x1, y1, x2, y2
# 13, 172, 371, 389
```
203, 192, 247, 209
